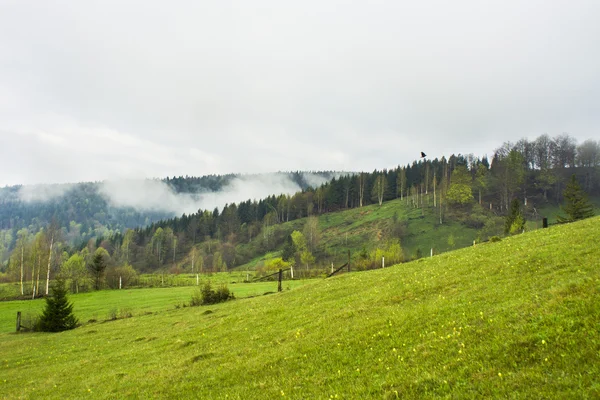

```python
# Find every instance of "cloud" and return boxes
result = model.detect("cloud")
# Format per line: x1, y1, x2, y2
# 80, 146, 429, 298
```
17, 183, 74, 203
98, 173, 330, 216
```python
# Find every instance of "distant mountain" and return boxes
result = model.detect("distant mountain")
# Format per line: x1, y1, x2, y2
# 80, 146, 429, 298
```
0, 172, 338, 252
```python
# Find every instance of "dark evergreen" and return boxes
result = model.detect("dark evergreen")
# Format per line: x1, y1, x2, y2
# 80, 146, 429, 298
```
37, 279, 78, 332
89, 251, 107, 290
505, 198, 525, 235
557, 175, 595, 223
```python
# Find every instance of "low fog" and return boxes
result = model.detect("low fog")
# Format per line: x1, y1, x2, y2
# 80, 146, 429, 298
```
16, 173, 334, 216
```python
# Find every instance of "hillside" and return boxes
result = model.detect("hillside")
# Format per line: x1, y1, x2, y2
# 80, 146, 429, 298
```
236, 197, 494, 271
1, 217, 598, 398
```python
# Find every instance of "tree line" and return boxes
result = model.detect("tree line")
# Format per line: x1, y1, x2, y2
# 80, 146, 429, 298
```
1, 133, 598, 290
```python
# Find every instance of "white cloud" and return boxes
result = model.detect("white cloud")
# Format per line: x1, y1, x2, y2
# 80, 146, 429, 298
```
97, 173, 325, 215
18, 183, 73, 203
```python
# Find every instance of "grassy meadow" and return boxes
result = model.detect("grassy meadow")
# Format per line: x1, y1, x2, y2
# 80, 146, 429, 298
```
1, 217, 599, 398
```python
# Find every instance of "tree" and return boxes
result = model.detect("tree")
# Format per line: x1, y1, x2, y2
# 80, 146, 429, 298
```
60, 253, 88, 293
372, 174, 387, 206
505, 198, 525, 235
446, 165, 474, 207
300, 250, 315, 271
45, 220, 61, 296
302, 216, 320, 253
557, 175, 595, 223
89, 248, 109, 290
121, 229, 135, 264
264, 257, 292, 272
37, 279, 78, 332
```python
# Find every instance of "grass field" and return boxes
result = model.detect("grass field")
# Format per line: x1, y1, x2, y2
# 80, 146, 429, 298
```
0, 277, 309, 335
0, 217, 599, 398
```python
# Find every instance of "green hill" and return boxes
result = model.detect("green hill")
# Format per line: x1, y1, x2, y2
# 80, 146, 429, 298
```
1, 217, 599, 398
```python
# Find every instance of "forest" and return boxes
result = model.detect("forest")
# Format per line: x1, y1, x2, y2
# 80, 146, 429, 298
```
0, 133, 598, 294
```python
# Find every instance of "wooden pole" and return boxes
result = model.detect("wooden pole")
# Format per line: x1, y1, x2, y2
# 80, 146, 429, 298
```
347, 250, 351, 272
542, 217, 548, 228
382, 256, 385, 268
16, 312, 21, 332
278, 269, 283, 292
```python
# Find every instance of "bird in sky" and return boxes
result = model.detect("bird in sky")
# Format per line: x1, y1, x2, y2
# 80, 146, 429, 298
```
421, 152, 427, 158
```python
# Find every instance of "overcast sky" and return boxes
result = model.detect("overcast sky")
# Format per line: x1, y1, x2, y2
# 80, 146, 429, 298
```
1, 0, 599, 187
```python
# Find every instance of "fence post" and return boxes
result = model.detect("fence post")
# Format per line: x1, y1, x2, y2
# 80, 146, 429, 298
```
543, 217, 548, 228
430, 248, 433, 257
382, 256, 385, 268
278, 269, 283, 292
16, 312, 21, 332
347, 250, 351, 272
119, 276, 122, 289
290, 266, 294, 279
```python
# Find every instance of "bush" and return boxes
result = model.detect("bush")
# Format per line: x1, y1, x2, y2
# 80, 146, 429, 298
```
190, 281, 235, 306
37, 279, 78, 332
105, 264, 138, 289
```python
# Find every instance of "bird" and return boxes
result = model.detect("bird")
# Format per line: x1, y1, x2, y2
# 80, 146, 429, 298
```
420, 152, 427, 158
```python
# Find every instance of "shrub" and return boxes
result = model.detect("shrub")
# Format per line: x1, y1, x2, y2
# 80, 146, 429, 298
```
190, 281, 235, 306
490, 236, 502, 243
190, 289, 203, 307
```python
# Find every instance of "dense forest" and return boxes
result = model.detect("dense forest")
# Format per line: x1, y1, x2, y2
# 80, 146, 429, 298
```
1, 134, 598, 294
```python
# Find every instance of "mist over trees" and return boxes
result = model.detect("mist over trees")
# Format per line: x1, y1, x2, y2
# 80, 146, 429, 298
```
0, 134, 597, 287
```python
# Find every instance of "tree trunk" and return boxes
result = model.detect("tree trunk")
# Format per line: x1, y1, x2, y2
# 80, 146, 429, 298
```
36, 254, 41, 297
31, 257, 35, 297
20, 247, 24, 296
45, 235, 54, 296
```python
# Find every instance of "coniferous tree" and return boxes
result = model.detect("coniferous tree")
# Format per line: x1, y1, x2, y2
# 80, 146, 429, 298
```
37, 279, 78, 332
89, 248, 108, 290
557, 175, 595, 223
505, 198, 525, 235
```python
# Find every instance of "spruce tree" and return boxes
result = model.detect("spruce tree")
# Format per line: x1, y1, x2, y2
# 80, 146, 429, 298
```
557, 175, 595, 223
505, 198, 525, 235
38, 279, 78, 332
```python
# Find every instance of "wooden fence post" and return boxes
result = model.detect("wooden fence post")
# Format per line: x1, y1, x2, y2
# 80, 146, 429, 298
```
278, 269, 283, 292
543, 217, 548, 228
16, 312, 21, 332
347, 250, 351, 272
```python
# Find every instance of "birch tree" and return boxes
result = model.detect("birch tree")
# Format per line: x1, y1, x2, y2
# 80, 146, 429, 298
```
45, 221, 61, 296
372, 174, 387, 206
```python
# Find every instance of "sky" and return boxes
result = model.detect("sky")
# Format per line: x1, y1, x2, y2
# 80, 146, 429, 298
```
1, 0, 599, 187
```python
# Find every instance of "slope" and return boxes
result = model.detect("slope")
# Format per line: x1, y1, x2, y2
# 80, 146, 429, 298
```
1, 217, 599, 398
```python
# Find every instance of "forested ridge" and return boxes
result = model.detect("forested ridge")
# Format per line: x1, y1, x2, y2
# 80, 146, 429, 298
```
1, 134, 598, 292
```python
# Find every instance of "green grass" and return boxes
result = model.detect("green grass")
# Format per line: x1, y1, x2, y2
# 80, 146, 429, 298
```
236, 197, 485, 270
0, 279, 310, 334
1, 217, 599, 398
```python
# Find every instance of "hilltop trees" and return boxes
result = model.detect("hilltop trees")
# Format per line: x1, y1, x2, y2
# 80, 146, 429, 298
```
1, 133, 600, 282
557, 175, 595, 223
